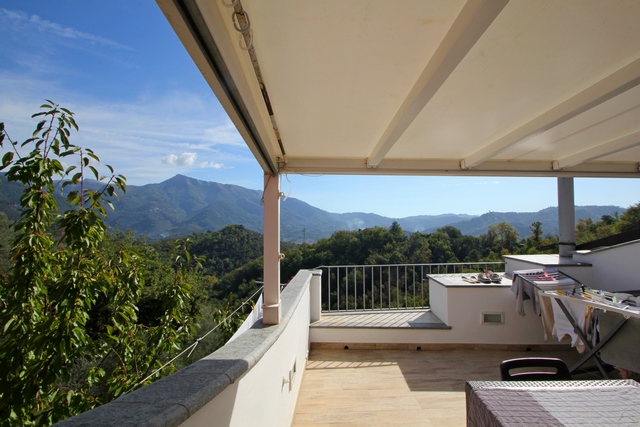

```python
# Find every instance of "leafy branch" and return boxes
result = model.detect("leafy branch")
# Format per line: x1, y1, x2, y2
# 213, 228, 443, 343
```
0, 102, 194, 425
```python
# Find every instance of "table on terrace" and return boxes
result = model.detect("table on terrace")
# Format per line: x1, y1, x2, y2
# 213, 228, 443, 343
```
466, 379, 640, 426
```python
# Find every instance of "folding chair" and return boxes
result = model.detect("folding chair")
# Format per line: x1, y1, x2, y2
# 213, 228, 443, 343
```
500, 357, 572, 381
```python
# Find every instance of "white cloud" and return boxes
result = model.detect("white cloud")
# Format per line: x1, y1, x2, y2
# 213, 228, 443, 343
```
199, 161, 224, 169
0, 7, 258, 188
0, 8, 132, 51
162, 152, 197, 166
202, 121, 245, 147
0, 78, 259, 185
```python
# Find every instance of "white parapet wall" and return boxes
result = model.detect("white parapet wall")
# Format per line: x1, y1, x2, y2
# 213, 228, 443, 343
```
572, 240, 640, 292
55, 270, 313, 427
504, 242, 640, 293
309, 274, 557, 347
503, 254, 593, 285
428, 275, 550, 345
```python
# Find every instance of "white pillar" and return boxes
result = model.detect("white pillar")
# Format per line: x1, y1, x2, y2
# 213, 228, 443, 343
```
557, 177, 576, 258
262, 173, 281, 325
310, 269, 322, 323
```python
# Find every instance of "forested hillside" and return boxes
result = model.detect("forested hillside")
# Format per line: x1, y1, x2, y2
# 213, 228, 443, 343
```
201, 205, 640, 311
1, 205, 637, 313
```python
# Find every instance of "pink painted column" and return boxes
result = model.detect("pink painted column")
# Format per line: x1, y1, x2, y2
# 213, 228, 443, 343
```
262, 173, 281, 324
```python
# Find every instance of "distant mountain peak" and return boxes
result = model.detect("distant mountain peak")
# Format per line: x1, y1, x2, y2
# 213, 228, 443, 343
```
0, 174, 625, 243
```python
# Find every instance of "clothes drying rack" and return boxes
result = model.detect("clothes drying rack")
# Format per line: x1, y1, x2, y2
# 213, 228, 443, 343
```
515, 268, 638, 378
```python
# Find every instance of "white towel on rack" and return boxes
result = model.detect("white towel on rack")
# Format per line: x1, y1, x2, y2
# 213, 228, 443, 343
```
551, 298, 589, 353
511, 271, 544, 316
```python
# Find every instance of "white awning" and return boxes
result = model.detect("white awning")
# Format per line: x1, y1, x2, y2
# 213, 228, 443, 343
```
157, 0, 640, 178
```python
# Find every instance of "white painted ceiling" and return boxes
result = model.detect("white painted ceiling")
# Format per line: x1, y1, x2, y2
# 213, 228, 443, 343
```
158, 0, 640, 178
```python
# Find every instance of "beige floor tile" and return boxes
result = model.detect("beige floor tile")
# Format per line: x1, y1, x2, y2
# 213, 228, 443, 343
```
293, 347, 613, 426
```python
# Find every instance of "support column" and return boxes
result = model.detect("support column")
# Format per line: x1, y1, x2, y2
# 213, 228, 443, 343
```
557, 177, 576, 258
262, 173, 281, 325
310, 269, 322, 323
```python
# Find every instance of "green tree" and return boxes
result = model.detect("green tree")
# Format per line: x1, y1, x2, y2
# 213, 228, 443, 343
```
522, 221, 543, 253
614, 202, 640, 234
575, 214, 619, 244
0, 212, 13, 274
454, 235, 481, 262
406, 232, 431, 264
427, 229, 458, 263
486, 222, 520, 254
530, 221, 543, 244
187, 225, 263, 277
575, 217, 596, 244
0, 102, 195, 425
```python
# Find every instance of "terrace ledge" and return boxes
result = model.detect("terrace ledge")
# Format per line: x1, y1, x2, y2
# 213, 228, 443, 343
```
55, 270, 314, 427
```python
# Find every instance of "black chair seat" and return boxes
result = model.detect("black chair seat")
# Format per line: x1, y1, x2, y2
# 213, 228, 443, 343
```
500, 357, 572, 381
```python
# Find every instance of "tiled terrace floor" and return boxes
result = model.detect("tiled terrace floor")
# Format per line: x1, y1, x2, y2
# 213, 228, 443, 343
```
311, 309, 448, 329
292, 346, 615, 426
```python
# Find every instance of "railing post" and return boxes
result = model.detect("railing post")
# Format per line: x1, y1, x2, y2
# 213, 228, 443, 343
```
310, 269, 322, 322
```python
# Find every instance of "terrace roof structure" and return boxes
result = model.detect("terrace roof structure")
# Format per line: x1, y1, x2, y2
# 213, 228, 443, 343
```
157, 0, 640, 178
157, 0, 640, 324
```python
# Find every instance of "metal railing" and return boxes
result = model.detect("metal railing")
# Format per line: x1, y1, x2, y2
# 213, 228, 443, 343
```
316, 262, 504, 312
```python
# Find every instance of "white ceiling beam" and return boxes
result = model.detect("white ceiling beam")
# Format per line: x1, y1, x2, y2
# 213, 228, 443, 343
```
283, 157, 640, 177
462, 57, 640, 169
366, 0, 509, 168
553, 129, 640, 170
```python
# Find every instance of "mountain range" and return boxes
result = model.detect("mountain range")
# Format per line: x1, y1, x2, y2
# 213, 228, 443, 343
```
0, 174, 624, 242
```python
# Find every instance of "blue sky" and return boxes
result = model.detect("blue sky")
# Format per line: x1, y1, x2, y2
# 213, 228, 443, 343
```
0, 2, 638, 219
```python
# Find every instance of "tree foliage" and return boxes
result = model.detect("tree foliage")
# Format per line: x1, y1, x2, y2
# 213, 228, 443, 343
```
614, 202, 640, 234
0, 103, 196, 425
186, 225, 263, 278
575, 204, 640, 244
